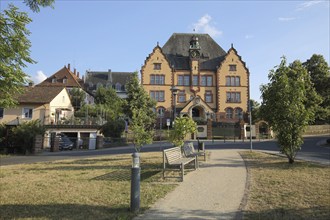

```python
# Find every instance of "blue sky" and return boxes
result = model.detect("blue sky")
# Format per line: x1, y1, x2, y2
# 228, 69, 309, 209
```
1, 0, 329, 102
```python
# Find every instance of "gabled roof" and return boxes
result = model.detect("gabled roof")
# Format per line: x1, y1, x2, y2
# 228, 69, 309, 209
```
85, 71, 133, 85
18, 87, 66, 104
162, 33, 227, 70
36, 65, 84, 88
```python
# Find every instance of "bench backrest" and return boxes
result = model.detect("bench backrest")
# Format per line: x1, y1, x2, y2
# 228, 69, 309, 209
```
164, 147, 183, 164
183, 142, 195, 157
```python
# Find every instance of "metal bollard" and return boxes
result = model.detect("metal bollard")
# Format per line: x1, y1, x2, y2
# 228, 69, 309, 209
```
130, 152, 140, 213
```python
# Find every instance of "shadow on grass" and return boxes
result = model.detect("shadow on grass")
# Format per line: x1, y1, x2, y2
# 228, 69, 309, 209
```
92, 170, 161, 182
243, 206, 330, 220
241, 151, 329, 170
0, 204, 142, 220
50, 157, 131, 165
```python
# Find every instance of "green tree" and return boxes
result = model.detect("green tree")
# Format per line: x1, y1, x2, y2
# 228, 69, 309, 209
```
169, 116, 197, 148
101, 118, 126, 138
0, 0, 54, 107
250, 99, 261, 124
303, 54, 330, 124
260, 57, 319, 163
11, 120, 45, 154
94, 86, 124, 120
69, 88, 86, 111
125, 72, 156, 152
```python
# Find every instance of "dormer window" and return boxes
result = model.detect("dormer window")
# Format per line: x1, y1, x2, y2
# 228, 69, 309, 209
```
115, 83, 122, 91
52, 78, 57, 83
63, 77, 68, 84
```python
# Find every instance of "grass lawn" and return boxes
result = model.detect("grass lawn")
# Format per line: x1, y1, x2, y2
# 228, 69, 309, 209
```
0, 152, 178, 220
240, 151, 330, 220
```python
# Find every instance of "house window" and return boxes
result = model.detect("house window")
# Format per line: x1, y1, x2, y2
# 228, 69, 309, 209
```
192, 75, 198, 86
116, 83, 122, 91
205, 91, 213, 103
226, 92, 241, 103
178, 90, 186, 103
150, 75, 165, 85
23, 108, 33, 119
150, 91, 165, 102
235, 108, 243, 119
157, 107, 165, 118
226, 76, 240, 86
63, 78, 67, 84
225, 108, 234, 119
154, 63, 161, 70
229, 65, 237, 71
52, 78, 57, 83
201, 76, 212, 86
178, 75, 190, 86
0, 108, 4, 118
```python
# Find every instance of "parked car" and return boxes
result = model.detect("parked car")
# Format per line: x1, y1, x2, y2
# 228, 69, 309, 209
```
57, 134, 74, 151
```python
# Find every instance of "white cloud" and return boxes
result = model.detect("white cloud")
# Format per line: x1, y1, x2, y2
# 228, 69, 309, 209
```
296, 1, 323, 11
278, 17, 297, 22
245, 34, 254, 39
34, 70, 47, 84
193, 14, 222, 37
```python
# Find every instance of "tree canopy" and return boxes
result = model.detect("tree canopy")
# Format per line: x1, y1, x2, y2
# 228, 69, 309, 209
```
303, 54, 330, 124
125, 72, 156, 151
260, 57, 319, 163
1, 0, 54, 108
169, 116, 197, 148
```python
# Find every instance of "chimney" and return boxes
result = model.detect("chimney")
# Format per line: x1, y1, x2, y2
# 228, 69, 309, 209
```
77, 72, 80, 78
68, 63, 70, 71
74, 68, 76, 75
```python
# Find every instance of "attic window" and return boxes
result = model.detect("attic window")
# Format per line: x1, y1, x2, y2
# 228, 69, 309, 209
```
63, 78, 68, 84
52, 78, 57, 83
154, 63, 161, 70
229, 65, 237, 71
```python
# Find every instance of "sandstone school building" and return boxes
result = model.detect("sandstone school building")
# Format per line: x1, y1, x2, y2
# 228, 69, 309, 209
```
141, 33, 250, 138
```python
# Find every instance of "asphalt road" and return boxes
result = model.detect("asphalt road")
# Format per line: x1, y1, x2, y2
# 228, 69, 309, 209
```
1, 135, 329, 166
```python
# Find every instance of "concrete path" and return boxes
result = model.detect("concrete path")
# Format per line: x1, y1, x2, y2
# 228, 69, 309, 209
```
134, 149, 247, 220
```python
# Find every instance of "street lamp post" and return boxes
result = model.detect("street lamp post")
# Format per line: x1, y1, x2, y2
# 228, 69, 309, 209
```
170, 86, 179, 122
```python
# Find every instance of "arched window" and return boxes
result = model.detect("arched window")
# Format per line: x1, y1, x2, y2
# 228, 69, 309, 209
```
225, 108, 234, 119
235, 108, 243, 119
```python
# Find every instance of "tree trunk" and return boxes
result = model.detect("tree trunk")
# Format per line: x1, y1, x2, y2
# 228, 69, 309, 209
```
288, 157, 295, 164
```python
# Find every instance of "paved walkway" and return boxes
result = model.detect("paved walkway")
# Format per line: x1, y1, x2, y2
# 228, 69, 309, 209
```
134, 149, 247, 220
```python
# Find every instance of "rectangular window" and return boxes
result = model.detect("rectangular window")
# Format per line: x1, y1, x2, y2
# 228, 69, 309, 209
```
150, 91, 164, 102
184, 75, 190, 86
150, 75, 155, 84
154, 63, 161, 70
178, 75, 184, 86
150, 75, 165, 85
226, 76, 230, 86
201, 76, 212, 86
178, 90, 186, 103
229, 65, 237, 71
192, 75, 198, 86
205, 91, 213, 103
231, 77, 235, 86
23, 108, 33, 119
226, 92, 241, 103
178, 75, 190, 86
235, 76, 240, 86
0, 108, 3, 118
226, 76, 240, 86
201, 76, 206, 86
206, 76, 212, 86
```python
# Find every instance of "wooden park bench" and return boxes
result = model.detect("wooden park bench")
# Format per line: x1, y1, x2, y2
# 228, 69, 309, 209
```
183, 142, 206, 165
163, 146, 197, 181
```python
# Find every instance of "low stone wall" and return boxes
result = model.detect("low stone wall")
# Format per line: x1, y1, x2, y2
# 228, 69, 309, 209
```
304, 125, 330, 135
